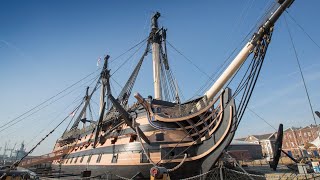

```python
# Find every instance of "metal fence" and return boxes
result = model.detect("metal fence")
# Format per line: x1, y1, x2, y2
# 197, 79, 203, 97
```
182, 167, 265, 180
181, 167, 320, 180
41, 166, 320, 179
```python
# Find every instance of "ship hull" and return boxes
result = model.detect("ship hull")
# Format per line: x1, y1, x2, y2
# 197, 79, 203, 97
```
50, 88, 237, 179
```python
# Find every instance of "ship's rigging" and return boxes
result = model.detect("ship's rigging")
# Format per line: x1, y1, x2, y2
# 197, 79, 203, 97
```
2, 1, 319, 142
2, 0, 320, 178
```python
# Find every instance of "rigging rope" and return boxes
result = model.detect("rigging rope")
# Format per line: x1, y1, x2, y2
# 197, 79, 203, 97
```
285, 11, 320, 50
156, 24, 274, 165
111, 76, 123, 89
66, 76, 101, 130
159, 42, 182, 102
0, 37, 149, 134
11, 102, 83, 170
243, 102, 277, 131
167, 41, 211, 79
284, 15, 317, 125
164, 30, 272, 137
167, 1, 277, 101
236, 29, 272, 127
0, 74, 101, 133
63, 99, 84, 134
167, 33, 250, 100
24, 95, 85, 148
116, 43, 150, 106
111, 39, 147, 76
0, 72, 99, 132
108, 36, 149, 64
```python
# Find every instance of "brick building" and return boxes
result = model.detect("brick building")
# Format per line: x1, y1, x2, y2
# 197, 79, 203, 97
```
239, 124, 320, 159
282, 125, 319, 158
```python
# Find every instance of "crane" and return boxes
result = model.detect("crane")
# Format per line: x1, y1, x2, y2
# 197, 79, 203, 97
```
9, 143, 17, 158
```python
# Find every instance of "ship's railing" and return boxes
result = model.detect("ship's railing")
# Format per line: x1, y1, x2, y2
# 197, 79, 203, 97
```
155, 91, 222, 120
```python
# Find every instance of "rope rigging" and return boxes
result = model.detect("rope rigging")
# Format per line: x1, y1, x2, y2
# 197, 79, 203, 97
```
0, 103, 83, 179
160, 28, 181, 103
160, 60, 180, 103
63, 99, 84, 134
24, 95, 85, 148
166, 1, 278, 101
116, 42, 150, 107
284, 14, 317, 125
166, 36, 274, 130
159, 46, 181, 102
0, 36, 149, 134
0, 72, 99, 133
0, 38, 152, 177
111, 39, 147, 77
2, 3, 308, 178
235, 27, 273, 127
285, 11, 320, 50
157, 11, 279, 163
0, 74, 101, 134
240, 101, 277, 131
70, 80, 100, 130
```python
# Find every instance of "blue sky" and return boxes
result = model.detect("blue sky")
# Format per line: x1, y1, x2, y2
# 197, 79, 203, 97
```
1, 0, 320, 155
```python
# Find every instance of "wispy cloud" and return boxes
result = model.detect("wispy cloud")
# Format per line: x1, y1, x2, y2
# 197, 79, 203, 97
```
0, 39, 27, 58
287, 63, 320, 78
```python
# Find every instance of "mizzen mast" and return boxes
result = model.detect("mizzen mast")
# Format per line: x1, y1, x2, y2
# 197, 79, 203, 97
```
99, 55, 111, 115
151, 12, 162, 100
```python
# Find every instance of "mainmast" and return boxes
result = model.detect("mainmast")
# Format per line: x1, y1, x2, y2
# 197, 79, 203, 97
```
151, 12, 162, 100
204, 0, 294, 101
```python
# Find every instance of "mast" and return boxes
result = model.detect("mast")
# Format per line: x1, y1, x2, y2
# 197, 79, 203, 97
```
204, 0, 294, 101
99, 55, 110, 115
82, 87, 89, 129
70, 88, 93, 130
151, 12, 162, 100
69, 56, 109, 131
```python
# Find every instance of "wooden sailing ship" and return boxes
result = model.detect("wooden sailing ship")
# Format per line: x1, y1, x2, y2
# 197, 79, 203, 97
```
44, 0, 295, 179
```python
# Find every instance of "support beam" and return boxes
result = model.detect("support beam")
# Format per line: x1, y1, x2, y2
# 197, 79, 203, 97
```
93, 102, 106, 148
281, 150, 299, 163
108, 94, 150, 144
